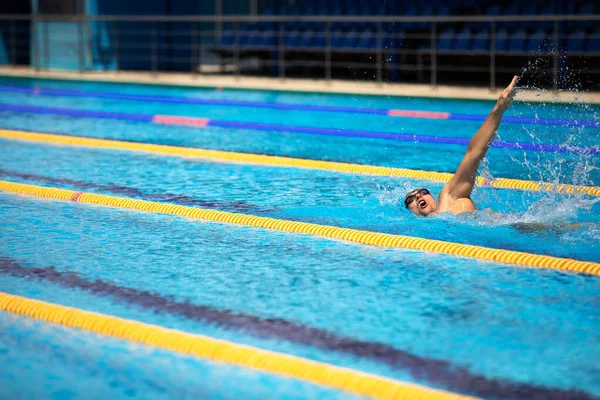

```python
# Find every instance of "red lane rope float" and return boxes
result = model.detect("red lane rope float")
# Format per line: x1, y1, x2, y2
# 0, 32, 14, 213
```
152, 115, 210, 127
387, 110, 451, 119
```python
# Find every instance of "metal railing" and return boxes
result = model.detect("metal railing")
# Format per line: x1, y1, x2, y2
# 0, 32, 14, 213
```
0, 13, 598, 90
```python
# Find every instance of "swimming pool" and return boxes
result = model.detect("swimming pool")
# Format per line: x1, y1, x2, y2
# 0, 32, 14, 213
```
0, 76, 599, 399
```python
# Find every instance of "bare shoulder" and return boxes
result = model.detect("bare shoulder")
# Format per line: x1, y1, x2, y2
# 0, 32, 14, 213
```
438, 186, 476, 214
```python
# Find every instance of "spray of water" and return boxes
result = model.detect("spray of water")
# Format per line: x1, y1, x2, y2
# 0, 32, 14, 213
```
377, 57, 599, 236
474, 56, 599, 227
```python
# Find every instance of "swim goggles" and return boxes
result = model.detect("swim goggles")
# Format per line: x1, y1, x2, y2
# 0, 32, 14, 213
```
404, 189, 431, 208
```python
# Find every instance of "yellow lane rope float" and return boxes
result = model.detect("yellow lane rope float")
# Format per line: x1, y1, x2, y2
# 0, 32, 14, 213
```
1, 180, 598, 276
0, 292, 474, 400
0, 129, 598, 196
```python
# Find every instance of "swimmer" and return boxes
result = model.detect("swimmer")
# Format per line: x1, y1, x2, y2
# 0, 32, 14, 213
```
404, 75, 518, 216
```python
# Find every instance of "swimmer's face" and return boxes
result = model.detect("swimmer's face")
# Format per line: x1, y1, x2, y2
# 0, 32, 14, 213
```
404, 188, 438, 217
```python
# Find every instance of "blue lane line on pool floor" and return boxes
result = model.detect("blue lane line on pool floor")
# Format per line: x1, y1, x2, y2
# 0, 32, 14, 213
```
0, 102, 597, 156
0, 84, 598, 128
0, 256, 595, 400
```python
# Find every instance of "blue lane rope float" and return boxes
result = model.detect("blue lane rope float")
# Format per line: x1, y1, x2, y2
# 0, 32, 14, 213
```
0, 84, 597, 128
0, 103, 597, 155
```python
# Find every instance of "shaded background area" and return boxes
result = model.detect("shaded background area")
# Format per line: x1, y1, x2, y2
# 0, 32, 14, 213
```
0, 1, 598, 96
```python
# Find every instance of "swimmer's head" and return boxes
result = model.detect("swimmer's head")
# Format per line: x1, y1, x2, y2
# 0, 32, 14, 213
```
404, 188, 438, 216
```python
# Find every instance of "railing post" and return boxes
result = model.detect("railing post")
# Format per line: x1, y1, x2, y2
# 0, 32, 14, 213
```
44, 19, 49, 69
77, 18, 84, 72
10, 19, 16, 67
278, 21, 285, 81
152, 22, 158, 75
553, 19, 559, 93
191, 24, 197, 75
430, 22, 437, 89
85, 15, 92, 72
376, 21, 382, 84
234, 21, 240, 79
33, 15, 40, 71
197, 23, 202, 76
490, 21, 496, 91
325, 21, 331, 83
114, 24, 120, 73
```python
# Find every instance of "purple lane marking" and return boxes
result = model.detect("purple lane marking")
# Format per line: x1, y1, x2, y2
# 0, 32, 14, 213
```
450, 113, 600, 128
0, 169, 275, 214
0, 84, 597, 128
0, 256, 595, 400
0, 103, 596, 155
0, 102, 154, 122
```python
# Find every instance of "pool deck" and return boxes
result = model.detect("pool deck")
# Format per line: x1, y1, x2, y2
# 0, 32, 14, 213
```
1, 66, 599, 104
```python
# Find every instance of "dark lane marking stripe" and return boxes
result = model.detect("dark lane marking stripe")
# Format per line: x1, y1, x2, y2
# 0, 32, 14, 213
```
0, 169, 275, 214
0, 84, 597, 128
0, 102, 597, 155
0, 256, 594, 400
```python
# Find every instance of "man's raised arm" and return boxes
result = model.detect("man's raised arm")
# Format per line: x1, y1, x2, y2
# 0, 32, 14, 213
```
443, 75, 518, 200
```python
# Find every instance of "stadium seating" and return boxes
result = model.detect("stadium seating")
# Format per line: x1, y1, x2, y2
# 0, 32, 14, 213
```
210, 0, 598, 78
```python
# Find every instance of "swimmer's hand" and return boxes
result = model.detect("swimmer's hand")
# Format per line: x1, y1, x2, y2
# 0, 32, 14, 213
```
495, 75, 518, 114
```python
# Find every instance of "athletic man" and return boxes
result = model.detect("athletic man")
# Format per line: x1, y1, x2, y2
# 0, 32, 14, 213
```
404, 76, 518, 216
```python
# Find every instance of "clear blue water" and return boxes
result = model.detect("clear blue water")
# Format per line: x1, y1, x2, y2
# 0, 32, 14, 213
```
0, 77, 599, 399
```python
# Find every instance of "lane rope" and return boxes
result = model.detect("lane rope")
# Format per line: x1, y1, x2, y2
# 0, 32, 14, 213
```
0, 292, 473, 400
0, 102, 597, 155
0, 84, 597, 128
1, 128, 599, 197
1, 179, 598, 276
1, 256, 590, 400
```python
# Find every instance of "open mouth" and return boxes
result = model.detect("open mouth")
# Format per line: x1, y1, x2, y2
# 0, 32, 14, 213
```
418, 199, 427, 209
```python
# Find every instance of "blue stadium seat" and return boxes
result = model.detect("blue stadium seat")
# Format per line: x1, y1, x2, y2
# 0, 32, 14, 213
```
219, 31, 235, 46
453, 28, 472, 51
284, 31, 302, 48
356, 30, 377, 49
331, 30, 345, 48
507, 28, 527, 52
402, 4, 419, 29
500, 3, 521, 30
521, 3, 538, 15
578, 2, 596, 29
486, 4, 501, 15
578, 2, 595, 14
311, 32, 326, 48
536, 4, 556, 29
239, 29, 257, 46
565, 29, 585, 53
383, 30, 404, 50
471, 29, 490, 51
436, 5, 450, 16
526, 29, 552, 53
298, 31, 316, 48
372, 5, 387, 16
539, 4, 555, 14
437, 29, 455, 51
259, 31, 277, 48
413, 5, 434, 29
494, 29, 509, 52
586, 29, 600, 52
342, 30, 359, 48
522, 3, 539, 28
502, 2, 521, 14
